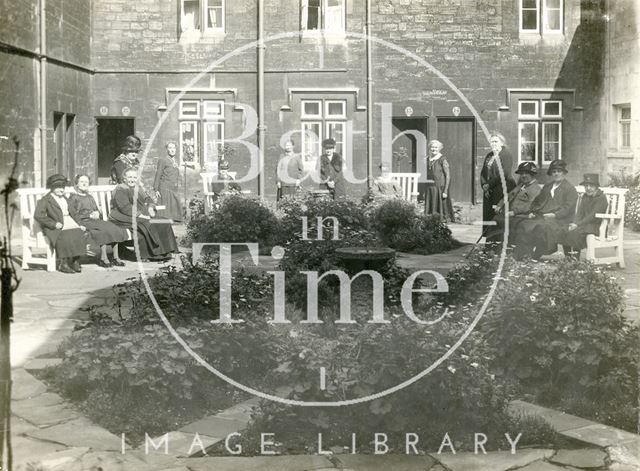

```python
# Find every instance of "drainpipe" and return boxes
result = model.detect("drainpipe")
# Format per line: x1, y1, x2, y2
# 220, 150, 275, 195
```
257, 0, 265, 197
39, 0, 47, 185
365, 0, 373, 185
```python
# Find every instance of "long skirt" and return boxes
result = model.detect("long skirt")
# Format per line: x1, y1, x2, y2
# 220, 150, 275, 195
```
83, 219, 129, 246
513, 218, 565, 259
425, 183, 454, 222
157, 185, 183, 222
55, 229, 88, 259
132, 220, 178, 259
558, 227, 594, 251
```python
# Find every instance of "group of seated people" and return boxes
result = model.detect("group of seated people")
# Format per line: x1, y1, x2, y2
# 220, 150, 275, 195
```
35, 168, 178, 274
486, 159, 608, 260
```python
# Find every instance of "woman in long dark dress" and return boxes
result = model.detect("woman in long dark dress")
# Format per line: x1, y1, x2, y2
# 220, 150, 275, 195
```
425, 139, 454, 222
34, 174, 88, 274
480, 132, 515, 236
153, 141, 183, 222
69, 174, 129, 268
109, 167, 178, 261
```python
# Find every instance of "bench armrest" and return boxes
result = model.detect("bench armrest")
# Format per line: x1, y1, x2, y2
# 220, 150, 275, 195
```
595, 213, 622, 219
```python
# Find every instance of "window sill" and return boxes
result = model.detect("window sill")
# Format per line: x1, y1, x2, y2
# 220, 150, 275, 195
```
518, 32, 565, 45
179, 30, 226, 44
607, 150, 634, 159
301, 30, 347, 42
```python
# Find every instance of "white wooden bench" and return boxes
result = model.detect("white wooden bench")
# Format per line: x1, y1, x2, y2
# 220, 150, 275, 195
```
389, 172, 421, 202
575, 185, 627, 268
17, 185, 120, 271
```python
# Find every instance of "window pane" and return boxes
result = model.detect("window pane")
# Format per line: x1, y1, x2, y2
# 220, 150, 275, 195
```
523, 0, 537, 7
204, 122, 224, 165
180, 101, 200, 118
302, 122, 321, 172
303, 101, 321, 117
520, 101, 538, 117
546, 0, 560, 7
181, 0, 201, 31
206, 4, 223, 29
522, 10, 538, 30
180, 121, 198, 164
326, 100, 345, 117
204, 100, 223, 118
306, 0, 320, 29
546, 10, 561, 30
326, 122, 345, 155
326, 0, 345, 31
543, 123, 561, 162
621, 123, 631, 148
520, 123, 537, 162
621, 107, 631, 119
543, 101, 561, 116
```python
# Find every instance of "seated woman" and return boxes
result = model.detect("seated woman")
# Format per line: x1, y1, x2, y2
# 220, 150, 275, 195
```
369, 164, 403, 199
512, 159, 578, 260
558, 173, 608, 258
109, 167, 178, 261
34, 174, 88, 274
69, 174, 129, 268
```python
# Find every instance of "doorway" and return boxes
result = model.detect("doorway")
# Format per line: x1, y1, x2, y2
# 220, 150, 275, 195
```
53, 112, 75, 178
436, 117, 476, 204
96, 118, 135, 182
391, 118, 428, 173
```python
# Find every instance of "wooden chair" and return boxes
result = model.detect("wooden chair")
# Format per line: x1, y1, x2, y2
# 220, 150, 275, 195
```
17, 185, 124, 271
388, 172, 421, 202
575, 185, 628, 268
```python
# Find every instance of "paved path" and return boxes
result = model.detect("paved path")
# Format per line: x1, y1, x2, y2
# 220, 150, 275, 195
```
7, 224, 640, 470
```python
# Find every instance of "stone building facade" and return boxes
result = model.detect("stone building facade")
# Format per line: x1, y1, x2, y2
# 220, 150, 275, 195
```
1, 0, 637, 207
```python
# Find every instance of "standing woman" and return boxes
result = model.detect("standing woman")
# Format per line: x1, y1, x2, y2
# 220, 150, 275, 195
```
319, 138, 346, 199
481, 132, 515, 235
425, 139, 454, 222
153, 141, 183, 222
69, 174, 129, 268
34, 174, 88, 273
111, 135, 141, 184
276, 139, 303, 200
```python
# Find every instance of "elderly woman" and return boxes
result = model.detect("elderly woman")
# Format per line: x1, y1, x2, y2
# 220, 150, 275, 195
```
425, 139, 454, 222
319, 138, 346, 199
111, 135, 141, 184
34, 174, 88, 273
558, 173, 608, 258
480, 132, 515, 234
512, 160, 578, 260
68, 174, 129, 268
109, 167, 178, 261
276, 139, 304, 200
153, 140, 183, 222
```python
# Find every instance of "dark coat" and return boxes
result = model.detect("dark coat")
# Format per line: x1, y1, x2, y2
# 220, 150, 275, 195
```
480, 147, 515, 223
111, 154, 139, 184
109, 184, 154, 224
528, 179, 578, 225
33, 193, 66, 246
573, 190, 608, 235
153, 156, 180, 192
319, 152, 346, 199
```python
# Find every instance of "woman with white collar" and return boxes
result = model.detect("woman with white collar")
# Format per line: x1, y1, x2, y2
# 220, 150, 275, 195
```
425, 139, 454, 222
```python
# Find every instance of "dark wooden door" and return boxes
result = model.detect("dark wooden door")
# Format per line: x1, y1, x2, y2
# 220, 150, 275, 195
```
436, 118, 475, 204
97, 118, 135, 182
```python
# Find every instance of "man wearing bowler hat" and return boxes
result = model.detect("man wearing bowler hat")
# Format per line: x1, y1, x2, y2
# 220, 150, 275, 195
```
558, 173, 608, 258
512, 159, 578, 260
319, 138, 346, 199
486, 161, 541, 244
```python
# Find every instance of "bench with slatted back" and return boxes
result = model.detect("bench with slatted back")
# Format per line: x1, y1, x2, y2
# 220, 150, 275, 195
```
388, 172, 421, 202
575, 185, 628, 268
17, 185, 121, 271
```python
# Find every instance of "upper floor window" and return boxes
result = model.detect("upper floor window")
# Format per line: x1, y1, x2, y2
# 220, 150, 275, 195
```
181, 0, 225, 34
618, 106, 631, 150
518, 99, 563, 165
302, 0, 346, 33
520, 0, 563, 34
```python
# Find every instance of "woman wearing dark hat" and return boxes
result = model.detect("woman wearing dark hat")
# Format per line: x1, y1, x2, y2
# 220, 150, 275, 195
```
512, 159, 578, 260
319, 138, 346, 199
111, 135, 141, 184
209, 159, 242, 198
480, 132, 515, 235
34, 174, 88, 273
109, 167, 178, 261
69, 174, 129, 268
153, 141, 183, 222
558, 173, 608, 257
486, 161, 541, 244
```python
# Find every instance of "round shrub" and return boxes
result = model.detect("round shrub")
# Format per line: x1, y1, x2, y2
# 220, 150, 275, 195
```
186, 194, 279, 247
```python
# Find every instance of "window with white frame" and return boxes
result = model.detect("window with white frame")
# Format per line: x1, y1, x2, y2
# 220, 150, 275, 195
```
518, 99, 563, 165
520, 0, 563, 34
300, 98, 347, 172
179, 99, 225, 166
301, 0, 346, 33
180, 0, 225, 34
618, 105, 631, 150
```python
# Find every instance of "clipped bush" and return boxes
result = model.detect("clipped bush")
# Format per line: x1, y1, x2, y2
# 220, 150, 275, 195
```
186, 194, 280, 247
482, 258, 639, 431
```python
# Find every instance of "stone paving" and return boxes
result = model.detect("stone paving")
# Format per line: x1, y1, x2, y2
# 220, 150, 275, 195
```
6, 224, 640, 470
